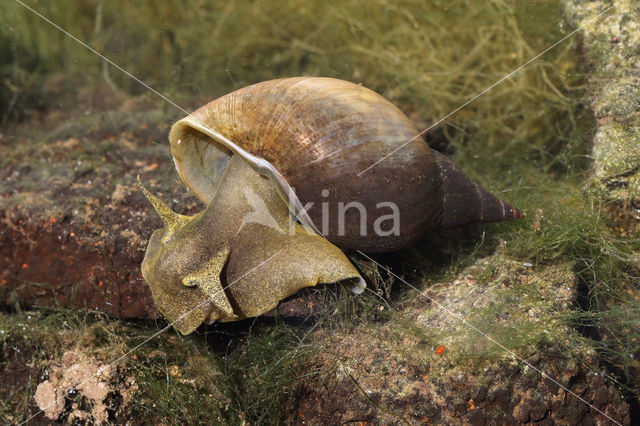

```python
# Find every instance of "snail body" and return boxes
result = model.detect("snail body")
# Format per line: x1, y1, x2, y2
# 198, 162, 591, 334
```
141, 77, 523, 333
140, 156, 364, 334
170, 77, 521, 252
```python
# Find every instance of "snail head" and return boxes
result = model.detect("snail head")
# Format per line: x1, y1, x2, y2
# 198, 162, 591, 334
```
136, 158, 365, 335
137, 176, 236, 334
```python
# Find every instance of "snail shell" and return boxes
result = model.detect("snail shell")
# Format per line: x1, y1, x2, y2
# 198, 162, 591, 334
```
170, 77, 522, 252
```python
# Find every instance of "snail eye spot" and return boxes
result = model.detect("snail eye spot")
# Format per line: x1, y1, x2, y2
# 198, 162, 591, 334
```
183, 278, 197, 287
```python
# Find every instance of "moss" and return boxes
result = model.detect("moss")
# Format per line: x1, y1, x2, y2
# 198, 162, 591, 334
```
0, 309, 104, 422
0, 307, 326, 423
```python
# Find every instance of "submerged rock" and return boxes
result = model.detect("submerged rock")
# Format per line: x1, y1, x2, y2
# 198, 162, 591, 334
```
0, 104, 188, 318
34, 350, 138, 423
562, 0, 640, 236
287, 254, 630, 424
562, 0, 640, 412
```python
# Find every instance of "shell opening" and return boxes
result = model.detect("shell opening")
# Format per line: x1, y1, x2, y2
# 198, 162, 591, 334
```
170, 116, 320, 234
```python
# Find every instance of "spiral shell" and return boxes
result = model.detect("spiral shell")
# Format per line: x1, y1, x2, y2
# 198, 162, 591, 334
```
170, 77, 521, 252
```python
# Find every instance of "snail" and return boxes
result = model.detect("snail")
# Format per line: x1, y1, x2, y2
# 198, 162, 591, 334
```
140, 77, 522, 334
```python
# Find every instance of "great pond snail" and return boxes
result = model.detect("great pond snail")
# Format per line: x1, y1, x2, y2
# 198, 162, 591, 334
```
140, 77, 523, 334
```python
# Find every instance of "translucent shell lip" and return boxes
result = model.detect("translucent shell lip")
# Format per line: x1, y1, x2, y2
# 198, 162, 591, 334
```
171, 116, 321, 235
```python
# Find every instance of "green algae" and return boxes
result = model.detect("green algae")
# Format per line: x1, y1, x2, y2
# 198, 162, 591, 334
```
2, 0, 582, 166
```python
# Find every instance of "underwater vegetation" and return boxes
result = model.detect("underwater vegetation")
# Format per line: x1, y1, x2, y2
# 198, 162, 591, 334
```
0, 0, 638, 423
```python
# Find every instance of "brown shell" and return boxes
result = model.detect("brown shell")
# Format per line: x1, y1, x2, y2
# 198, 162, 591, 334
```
170, 77, 521, 252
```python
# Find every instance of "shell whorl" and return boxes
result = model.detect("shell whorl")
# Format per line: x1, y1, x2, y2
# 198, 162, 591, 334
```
170, 77, 521, 252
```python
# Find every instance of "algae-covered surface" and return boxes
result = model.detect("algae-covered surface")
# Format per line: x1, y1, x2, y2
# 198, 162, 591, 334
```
1, 0, 639, 424
562, 0, 640, 239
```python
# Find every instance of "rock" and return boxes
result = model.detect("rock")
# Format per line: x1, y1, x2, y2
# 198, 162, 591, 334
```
512, 402, 530, 423
562, 0, 640, 411
562, 0, 640, 236
34, 349, 138, 423
0, 108, 197, 318
286, 255, 631, 424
